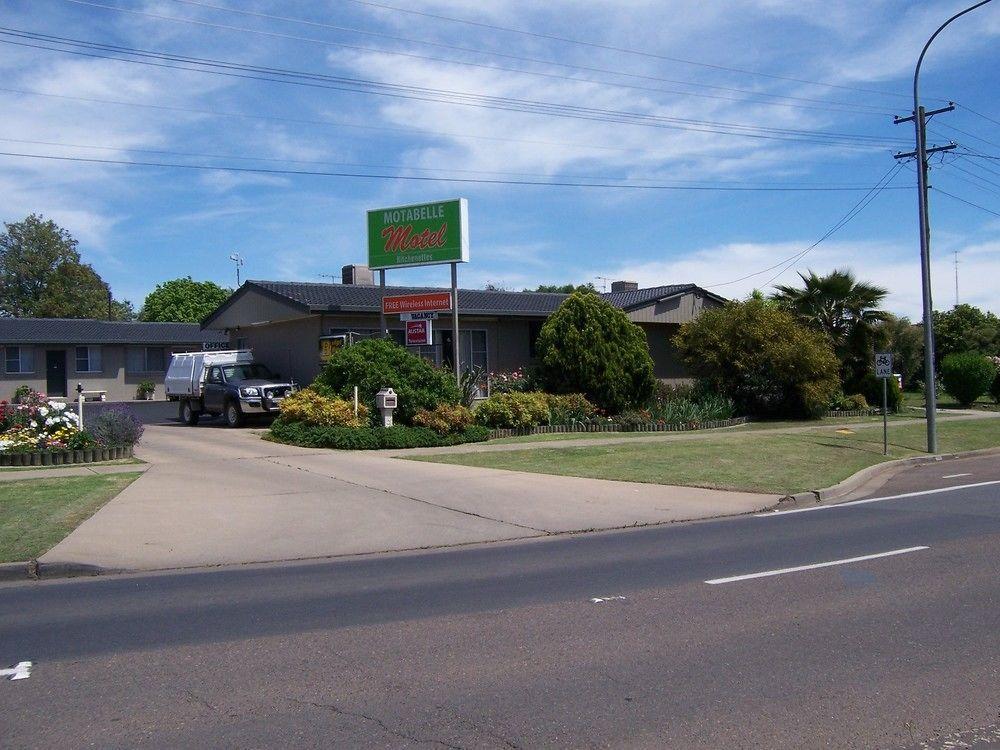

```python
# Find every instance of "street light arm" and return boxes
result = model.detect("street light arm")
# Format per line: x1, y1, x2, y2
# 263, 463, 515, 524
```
914, 0, 993, 107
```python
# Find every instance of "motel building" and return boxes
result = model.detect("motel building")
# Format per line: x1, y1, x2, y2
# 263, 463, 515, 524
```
202, 264, 726, 390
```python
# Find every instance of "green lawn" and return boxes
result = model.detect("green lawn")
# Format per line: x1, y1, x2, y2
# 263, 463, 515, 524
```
900, 389, 999, 412
411, 417, 1000, 495
0, 473, 141, 562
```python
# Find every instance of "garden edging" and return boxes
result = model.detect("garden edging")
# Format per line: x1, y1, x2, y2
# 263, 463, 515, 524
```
777, 445, 1000, 507
487, 416, 749, 439
0, 445, 134, 467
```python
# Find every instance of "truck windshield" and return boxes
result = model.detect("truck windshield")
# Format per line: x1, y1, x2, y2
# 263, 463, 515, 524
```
222, 364, 275, 382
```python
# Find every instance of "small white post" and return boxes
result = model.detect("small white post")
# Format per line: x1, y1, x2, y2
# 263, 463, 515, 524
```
353, 385, 359, 417
77, 387, 84, 429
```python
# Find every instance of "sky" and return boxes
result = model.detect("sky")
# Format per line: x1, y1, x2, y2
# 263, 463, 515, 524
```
1, 0, 999, 318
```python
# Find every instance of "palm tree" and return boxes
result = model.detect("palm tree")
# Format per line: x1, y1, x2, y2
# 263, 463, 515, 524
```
771, 269, 889, 384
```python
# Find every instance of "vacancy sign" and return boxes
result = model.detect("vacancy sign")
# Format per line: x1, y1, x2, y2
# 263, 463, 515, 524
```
382, 292, 452, 315
367, 198, 470, 270
405, 320, 433, 346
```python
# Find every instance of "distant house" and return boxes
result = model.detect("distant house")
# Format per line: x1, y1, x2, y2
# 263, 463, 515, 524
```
0, 319, 228, 401
201, 265, 726, 388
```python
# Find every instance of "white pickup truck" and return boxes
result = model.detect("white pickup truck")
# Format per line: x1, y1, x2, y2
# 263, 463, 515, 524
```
164, 350, 295, 427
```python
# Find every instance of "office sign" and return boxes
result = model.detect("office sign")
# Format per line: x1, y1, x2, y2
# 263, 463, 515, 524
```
405, 319, 433, 346
382, 291, 452, 315
367, 198, 469, 270
875, 352, 893, 379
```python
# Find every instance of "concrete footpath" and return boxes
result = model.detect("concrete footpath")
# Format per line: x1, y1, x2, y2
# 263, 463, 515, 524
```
37, 423, 777, 572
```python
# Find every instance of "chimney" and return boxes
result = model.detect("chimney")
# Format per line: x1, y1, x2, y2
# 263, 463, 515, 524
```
341, 264, 374, 286
611, 280, 639, 292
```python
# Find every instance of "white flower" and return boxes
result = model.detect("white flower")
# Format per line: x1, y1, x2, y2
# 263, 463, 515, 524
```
38, 407, 49, 417
29, 421, 38, 428
45, 417, 56, 426
50, 401, 67, 411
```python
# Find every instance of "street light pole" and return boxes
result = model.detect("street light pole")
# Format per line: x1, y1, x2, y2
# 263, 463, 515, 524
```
907, 0, 992, 454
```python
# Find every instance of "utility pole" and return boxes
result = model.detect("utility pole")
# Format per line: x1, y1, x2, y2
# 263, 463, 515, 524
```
892, 0, 992, 454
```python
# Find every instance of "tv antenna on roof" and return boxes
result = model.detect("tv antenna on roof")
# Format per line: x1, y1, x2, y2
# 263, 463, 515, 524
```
229, 252, 244, 287
595, 276, 612, 292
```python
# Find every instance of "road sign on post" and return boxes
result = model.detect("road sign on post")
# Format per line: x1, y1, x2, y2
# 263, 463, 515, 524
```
875, 352, 893, 456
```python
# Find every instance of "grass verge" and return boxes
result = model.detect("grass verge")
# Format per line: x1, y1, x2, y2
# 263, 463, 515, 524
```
0, 458, 144, 473
0, 473, 141, 562
410, 417, 1000, 495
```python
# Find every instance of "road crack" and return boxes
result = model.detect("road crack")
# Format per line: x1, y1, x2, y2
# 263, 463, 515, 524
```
264, 458, 550, 534
287, 697, 466, 749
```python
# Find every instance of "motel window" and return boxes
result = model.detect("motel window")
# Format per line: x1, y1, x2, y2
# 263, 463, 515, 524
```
126, 346, 166, 373
75, 346, 102, 373
3, 346, 34, 374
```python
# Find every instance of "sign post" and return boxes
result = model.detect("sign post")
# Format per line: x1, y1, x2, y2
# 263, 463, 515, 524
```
367, 198, 469, 386
875, 352, 893, 456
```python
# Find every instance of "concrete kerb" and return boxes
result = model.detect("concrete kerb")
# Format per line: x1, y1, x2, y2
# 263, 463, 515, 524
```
0, 559, 107, 582
777, 445, 1000, 507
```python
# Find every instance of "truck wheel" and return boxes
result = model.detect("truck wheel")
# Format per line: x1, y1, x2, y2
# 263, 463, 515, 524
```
180, 400, 200, 426
224, 400, 245, 428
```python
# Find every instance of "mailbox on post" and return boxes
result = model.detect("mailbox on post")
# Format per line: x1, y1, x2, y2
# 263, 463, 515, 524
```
375, 387, 397, 428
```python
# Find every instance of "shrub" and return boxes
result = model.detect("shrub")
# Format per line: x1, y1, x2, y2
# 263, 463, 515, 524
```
67, 430, 97, 450
845, 393, 870, 410
545, 393, 598, 424
612, 409, 652, 431
90, 407, 144, 447
990, 357, 1000, 404
474, 391, 550, 428
278, 388, 367, 428
268, 421, 489, 450
12, 385, 34, 404
315, 338, 461, 426
844, 373, 902, 413
940, 352, 996, 407
674, 299, 841, 419
412, 404, 474, 435
535, 291, 655, 414
488, 369, 530, 394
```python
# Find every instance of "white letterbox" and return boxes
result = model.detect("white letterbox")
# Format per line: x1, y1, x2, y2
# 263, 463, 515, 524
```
375, 387, 397, 427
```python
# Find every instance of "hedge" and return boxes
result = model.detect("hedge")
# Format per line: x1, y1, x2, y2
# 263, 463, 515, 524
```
268, 420, 489, 450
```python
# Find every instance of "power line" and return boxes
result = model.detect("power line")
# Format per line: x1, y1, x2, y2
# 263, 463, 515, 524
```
0, 149, 918, 192
240, 0, 926, 101
707, 163, 905, 288
957, 103, 1000, 128
0, 135, 907, 186
931, 121, 1000, 149
0, 29, 908, 149
60, 0, 894, 117
932, 185, 1000, 217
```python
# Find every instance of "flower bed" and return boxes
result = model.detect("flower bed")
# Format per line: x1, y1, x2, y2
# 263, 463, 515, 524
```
487, 416, 749, 439
1, 389, 143, 464
0, 445, 134, 467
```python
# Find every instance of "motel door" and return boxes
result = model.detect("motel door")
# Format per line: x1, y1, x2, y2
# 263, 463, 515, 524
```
46, 350, 68, 397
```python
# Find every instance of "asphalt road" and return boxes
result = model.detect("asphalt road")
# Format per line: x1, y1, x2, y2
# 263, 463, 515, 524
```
2, 454, 999, 749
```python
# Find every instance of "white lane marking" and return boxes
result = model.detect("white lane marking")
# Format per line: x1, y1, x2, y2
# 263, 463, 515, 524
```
590, 596, 626, 603
1, 662, 32, 681
704, 546, 929, 585
757, 480, 1000, 517
942, 473, 972, 479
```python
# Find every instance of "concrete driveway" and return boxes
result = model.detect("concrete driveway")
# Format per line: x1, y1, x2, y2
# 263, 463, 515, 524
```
40, 424, 778, 572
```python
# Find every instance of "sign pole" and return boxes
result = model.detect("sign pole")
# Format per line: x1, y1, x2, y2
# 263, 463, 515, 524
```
451, 262, 460, 386
379, 269, 387, 338
882, 377, 889, 456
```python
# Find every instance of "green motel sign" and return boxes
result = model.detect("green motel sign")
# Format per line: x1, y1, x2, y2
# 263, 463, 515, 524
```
367, 198, 469, 270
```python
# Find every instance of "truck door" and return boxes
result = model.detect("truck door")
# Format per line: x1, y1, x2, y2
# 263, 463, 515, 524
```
203, 365, 226, 412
